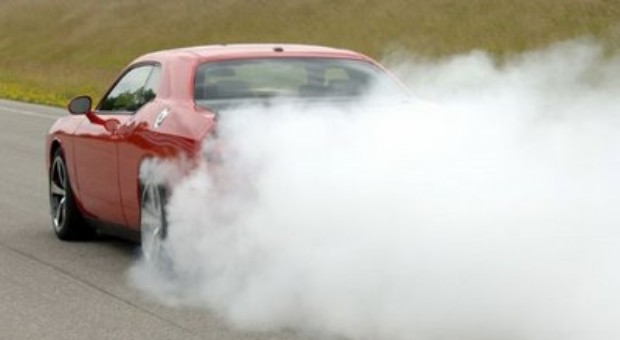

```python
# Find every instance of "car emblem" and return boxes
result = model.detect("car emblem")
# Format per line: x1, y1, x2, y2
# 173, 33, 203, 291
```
154, 108, 169, 128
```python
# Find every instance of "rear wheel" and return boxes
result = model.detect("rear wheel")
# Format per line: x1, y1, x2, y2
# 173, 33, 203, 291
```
49, 148, 95, 240
139, 178, 169, 263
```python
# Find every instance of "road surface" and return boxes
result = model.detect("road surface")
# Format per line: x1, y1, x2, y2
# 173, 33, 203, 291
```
0, 99, 307, 340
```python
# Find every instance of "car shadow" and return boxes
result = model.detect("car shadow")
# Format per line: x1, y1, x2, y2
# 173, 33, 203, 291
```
93, 233, 140, 258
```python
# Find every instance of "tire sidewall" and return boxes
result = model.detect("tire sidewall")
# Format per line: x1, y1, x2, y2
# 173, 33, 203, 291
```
139, 175, 170, 264
49, 148, 93, 240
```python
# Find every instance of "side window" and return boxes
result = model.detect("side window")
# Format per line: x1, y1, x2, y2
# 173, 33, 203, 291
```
99, 65, 159, 112
144, 66, 161, 96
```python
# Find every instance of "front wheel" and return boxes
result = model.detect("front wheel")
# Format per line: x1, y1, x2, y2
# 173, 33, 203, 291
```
49, 148, 95, 240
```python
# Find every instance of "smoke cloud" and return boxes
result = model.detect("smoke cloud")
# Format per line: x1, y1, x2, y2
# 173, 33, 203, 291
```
130, 39, 620, 340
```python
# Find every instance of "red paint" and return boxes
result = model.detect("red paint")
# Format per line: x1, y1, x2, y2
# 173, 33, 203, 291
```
46, 44, 401, 232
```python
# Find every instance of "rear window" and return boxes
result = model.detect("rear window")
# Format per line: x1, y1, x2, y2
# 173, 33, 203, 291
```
194, 58, 407, 109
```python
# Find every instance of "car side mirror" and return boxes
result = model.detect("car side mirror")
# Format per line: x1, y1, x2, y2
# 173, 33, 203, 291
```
67, 95, 117, 132
68, 96, 92, 115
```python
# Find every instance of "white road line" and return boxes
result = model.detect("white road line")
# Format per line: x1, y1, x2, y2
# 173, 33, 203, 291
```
0, 105, 60, 120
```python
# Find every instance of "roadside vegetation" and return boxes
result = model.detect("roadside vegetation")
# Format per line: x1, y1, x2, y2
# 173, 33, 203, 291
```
1, 0, 619, 107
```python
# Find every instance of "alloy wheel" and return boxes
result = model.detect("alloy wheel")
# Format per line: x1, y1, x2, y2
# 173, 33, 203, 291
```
141, 181, 165, 261
50, 156, 68, 232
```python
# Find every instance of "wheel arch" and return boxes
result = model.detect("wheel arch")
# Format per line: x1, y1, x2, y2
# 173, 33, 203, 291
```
137, 155, 158, 197
49, 139, 62, 169
48, 138, 95, 240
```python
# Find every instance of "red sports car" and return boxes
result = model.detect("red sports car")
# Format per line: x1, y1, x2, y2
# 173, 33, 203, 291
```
46, 44, 408, 259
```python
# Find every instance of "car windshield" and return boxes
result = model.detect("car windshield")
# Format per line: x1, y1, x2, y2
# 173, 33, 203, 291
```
194, 58, 409, 110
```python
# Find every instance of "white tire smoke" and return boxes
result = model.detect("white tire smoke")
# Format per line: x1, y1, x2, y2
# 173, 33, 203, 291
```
130, 39, 620, 340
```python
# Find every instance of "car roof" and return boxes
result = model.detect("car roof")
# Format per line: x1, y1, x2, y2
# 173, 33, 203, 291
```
136, 44, 371, 63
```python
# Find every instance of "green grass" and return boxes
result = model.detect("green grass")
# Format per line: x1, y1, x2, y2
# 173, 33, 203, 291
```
1, 0, 619, 106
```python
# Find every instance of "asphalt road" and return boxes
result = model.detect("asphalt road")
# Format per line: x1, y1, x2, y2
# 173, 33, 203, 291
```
0, 99, 307, 340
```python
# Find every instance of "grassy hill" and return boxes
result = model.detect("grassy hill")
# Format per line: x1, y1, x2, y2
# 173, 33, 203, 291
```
1, 0, 619, 106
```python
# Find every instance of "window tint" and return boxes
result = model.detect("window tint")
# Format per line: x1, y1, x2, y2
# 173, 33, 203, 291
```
144, 66, 161, 95
194, 58, 409, 110
99, 65, 159, 112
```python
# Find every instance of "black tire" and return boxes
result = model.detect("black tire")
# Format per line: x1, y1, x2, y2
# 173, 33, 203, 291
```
49, 148, 96, 240
139, 177, 170, 264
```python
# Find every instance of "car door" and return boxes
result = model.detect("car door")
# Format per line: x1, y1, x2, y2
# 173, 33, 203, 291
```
73, 64, 157, 226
